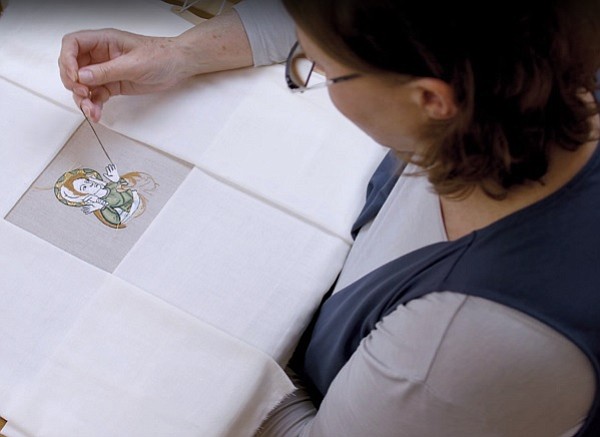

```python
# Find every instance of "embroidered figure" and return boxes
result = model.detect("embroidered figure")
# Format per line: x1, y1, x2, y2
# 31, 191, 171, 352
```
54, 164, 157, 228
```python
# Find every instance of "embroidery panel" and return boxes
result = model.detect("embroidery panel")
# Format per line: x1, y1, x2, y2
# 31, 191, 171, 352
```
6, 121, 193, 272
54, 165, 156, 229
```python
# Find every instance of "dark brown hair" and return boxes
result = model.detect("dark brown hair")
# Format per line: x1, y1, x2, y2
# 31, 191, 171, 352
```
283, 0, 600, 198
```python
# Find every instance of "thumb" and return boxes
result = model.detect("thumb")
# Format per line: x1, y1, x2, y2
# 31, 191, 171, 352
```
77, 56, 134, 86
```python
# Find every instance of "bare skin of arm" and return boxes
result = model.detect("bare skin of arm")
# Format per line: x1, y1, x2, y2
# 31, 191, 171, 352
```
59, 9, 253, 122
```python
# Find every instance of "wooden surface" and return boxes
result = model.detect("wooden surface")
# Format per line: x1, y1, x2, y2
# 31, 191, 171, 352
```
162, 0, 239, 24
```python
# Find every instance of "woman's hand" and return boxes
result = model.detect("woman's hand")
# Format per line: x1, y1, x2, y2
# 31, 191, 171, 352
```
59, 29, 189, 122
58, 9, 253, 122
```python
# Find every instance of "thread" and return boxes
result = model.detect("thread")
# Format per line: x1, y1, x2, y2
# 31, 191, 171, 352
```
79, 105, 114, 165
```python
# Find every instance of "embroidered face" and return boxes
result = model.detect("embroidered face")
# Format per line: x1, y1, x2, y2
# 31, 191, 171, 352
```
72, 177, 105, 196
54, 168, 104, 207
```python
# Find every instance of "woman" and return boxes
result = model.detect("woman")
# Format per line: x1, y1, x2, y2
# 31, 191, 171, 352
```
59, 0, 600, 435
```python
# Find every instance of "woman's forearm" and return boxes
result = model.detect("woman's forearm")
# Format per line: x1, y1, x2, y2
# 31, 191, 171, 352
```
175, 8, 253, 76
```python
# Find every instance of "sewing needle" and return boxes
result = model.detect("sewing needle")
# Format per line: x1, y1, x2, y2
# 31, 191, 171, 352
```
79, 105, 114, 166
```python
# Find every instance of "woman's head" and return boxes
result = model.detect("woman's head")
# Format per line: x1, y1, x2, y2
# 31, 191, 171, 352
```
293, 26, 457, 155
283, 0, 600, 198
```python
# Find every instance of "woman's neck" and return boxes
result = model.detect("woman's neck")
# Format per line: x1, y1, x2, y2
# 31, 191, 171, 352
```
440, 124, 599, 241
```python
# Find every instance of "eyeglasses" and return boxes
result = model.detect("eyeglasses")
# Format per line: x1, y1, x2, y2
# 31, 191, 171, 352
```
285, 41, 361, 93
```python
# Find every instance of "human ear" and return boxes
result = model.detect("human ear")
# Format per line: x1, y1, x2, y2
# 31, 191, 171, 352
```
409, 78, 458, 120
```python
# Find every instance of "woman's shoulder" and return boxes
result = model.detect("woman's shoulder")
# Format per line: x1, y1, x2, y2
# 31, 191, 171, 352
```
362, 291, 594, 434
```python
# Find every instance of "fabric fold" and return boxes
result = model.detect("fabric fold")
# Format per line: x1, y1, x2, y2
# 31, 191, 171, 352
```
2, 276, 294, 437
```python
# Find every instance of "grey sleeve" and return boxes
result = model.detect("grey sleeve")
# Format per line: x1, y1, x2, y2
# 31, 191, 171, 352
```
255, 383, 316, 436
257, 292, 594, 436
233, 0, 296, 66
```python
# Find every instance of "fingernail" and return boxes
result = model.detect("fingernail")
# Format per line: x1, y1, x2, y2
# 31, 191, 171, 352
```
74, 85, 88, 97
78, 69, 93, 84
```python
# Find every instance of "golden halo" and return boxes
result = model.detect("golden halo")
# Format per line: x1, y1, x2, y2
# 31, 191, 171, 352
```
54, 168, 102, 207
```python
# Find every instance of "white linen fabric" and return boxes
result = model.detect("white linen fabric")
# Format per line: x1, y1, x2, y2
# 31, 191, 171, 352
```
197, 70, 387, 240
97, 68, 263, 167
2, 277, 294, 437
98, 66, 385, 240
115, 168, 351, 364
0, 79, 299, 434
0, 0, 385, 434
0, 220, 108, 415
0, 78, 82, 217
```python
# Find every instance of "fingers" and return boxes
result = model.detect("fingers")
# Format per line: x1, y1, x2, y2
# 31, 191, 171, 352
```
60, 28, 172, 122
82, 100, 102, 123
58, 33, 82, 90
60, 30, 105, 121
73, 83, 90, 99
59, 29, 110, 91
76, 54, 138, 88
76, 94, 102, 122
60, 29, 132, 115
75, 83, 118, 122
62, 29, 136, 88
